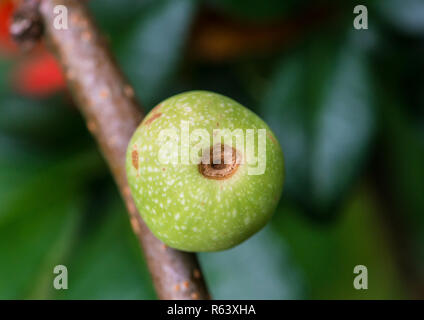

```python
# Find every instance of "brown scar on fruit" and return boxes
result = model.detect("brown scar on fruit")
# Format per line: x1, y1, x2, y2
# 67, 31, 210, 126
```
174, 284, 180, 292
131, 144, 139, 176
151, 103, 163, 112
267, 131, 277, 145
144, 112, 162, 126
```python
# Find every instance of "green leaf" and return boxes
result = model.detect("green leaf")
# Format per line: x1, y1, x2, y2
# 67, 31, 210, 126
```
205, 0, 299, 22
0, 148, 100, 299
260, 31, 375, 215
380, 97, 424, 270
88, 0, 154, 50
0, 140, 102, 223
0, 194, 83, 299
0, 139, 153, 299
376, 0, 424, 35
272, 188, 405, 299
0, 94, 86, 145
0, 60, 13, 93
52, 192, 155, 300
118, 0, 197, 108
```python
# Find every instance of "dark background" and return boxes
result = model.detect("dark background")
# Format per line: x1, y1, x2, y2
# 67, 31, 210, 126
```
0, 0, 423, 299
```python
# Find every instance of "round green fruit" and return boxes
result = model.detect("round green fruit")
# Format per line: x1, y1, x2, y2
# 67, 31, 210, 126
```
126, 91, 284, 252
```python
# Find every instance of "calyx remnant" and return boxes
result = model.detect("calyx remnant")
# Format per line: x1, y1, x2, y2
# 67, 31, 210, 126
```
199, 144, 240, 180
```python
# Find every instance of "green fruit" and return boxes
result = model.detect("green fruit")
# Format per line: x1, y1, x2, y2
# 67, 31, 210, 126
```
126, 91, 284, 252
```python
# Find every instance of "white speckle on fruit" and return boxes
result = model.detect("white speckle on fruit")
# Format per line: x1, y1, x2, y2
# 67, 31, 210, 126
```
126, 91, 284, 252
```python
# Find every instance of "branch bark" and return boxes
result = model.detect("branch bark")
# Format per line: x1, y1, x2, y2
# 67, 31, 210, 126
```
17, 0, 210, 299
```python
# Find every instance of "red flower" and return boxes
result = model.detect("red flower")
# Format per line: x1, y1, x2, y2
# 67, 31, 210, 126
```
12, 50, 65, 97
0, 0, 66, 97
0, 0, 17, 54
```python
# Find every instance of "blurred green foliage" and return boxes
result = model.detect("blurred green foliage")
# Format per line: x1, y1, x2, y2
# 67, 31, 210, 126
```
261, 28, 375, 216
0, 0, 423, 299
205, 0, 299, 22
